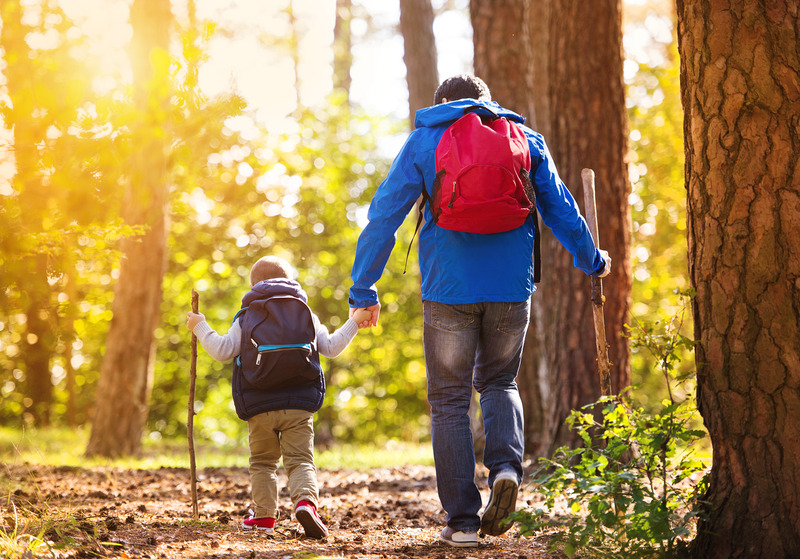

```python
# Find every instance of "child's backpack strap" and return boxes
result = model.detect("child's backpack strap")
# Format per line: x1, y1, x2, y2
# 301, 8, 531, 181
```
232, 306, 248, 324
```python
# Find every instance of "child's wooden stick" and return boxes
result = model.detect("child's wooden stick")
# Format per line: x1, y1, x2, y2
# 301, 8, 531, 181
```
188, 289, 199, 520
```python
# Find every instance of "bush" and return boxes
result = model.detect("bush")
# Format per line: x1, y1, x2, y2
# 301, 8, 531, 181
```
513, 296, 708, 558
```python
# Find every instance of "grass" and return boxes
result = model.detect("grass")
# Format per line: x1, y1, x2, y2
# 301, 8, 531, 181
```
0, 425, 433, 471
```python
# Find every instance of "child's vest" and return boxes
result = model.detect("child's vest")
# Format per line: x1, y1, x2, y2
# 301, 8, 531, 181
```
408, 105, 541, 281
232, 284, 322, 393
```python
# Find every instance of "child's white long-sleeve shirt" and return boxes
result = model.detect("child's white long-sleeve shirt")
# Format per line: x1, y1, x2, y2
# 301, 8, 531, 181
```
192, 314, 359, 363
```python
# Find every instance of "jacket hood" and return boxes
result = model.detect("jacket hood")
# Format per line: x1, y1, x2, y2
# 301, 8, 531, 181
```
414, 99, 526, 129
244, 278, 308, 306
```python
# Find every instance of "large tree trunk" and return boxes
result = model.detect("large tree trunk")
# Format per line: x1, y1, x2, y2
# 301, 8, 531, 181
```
541, 0, 631, 450
86, 0, 171, 458
677, 2, 800, 557
471, 0, 536, 120
473, 0, 631, 456
0, 2, 56, 426
399, 0, 439, 127
471, 0, 545, 455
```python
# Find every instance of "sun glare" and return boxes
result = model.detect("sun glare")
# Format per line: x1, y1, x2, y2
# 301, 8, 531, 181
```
54, 0, 338, 130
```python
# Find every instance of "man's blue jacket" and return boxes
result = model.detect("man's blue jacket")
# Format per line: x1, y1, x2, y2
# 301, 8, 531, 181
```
349, 99, 606, 309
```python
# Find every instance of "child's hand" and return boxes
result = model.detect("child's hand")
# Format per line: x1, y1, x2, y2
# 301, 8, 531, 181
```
351, 307, 373, 329
186, 311, 205, 331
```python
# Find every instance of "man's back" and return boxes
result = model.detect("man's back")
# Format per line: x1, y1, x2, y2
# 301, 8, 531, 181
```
349, 98, 602, 308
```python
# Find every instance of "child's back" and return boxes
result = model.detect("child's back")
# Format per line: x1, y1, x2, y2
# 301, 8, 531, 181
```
186, 255, 371, 538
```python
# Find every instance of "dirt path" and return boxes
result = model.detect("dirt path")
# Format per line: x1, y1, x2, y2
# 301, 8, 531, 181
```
3, 464, 562, 558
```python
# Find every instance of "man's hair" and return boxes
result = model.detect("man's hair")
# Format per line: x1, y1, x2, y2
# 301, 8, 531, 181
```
250, 256, 293, 285
434, 74, 492, 105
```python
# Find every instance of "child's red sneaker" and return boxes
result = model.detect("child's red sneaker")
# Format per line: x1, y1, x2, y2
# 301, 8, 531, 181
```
242, 511, 275, 533
295, 500, 328, 539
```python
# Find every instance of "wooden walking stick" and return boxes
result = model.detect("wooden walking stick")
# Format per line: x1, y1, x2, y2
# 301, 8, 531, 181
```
581, 168, 613, 397
188, 289, 200, 520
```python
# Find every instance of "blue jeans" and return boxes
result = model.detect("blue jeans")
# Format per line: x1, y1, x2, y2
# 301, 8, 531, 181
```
423, 299, 529, 532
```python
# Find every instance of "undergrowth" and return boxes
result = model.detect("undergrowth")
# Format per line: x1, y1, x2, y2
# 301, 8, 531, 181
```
513, 294, 709, 558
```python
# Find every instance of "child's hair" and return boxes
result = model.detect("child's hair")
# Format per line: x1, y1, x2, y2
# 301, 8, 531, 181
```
434, 74, 492, 105
250, 256, 293, 285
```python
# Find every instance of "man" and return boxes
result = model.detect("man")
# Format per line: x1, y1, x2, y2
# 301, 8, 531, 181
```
349, 74, 611, 548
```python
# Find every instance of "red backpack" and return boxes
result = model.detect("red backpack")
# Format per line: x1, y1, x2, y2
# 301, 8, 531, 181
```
407, 106, 541, 281
430, 109, 534, 233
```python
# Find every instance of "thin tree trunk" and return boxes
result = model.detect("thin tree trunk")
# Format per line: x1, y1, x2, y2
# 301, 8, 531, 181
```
399, 0, 439, 127
86, 0, 171, 457
287, 0, 301, 109
333, 0, 353, 100
677, 2, 800, 557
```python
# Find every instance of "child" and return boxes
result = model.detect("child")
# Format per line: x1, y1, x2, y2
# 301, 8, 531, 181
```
187, 255, 370, 538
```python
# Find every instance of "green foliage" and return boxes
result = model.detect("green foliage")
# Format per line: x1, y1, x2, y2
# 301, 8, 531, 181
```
0, 0, 133, 426
0, 1, 695, 457
0, 1, 428, 444
625, 7, 692, 413
513, 300, 708, 558
153, 93, 428, 447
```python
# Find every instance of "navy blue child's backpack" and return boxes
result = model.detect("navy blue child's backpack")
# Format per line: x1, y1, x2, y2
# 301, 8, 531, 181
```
232, 280, 322, 393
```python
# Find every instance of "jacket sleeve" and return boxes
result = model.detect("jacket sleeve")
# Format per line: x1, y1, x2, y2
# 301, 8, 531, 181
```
528, 133, 606, 276
349, 133, 425, 308
314, 315, 359, 358
192, 319, 242, 363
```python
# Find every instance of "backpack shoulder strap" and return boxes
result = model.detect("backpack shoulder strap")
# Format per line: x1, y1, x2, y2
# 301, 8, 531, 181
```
520, 167, 542, 284
403, 177, 433, 275
232, 306, 248, 324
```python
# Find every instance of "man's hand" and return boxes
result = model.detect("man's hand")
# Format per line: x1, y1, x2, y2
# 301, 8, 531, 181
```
350, 303, 381, 328
597, 249, 612, 278
186, 311, 205, 331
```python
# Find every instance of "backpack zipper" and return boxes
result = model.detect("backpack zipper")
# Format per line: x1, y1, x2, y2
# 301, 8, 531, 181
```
252, 338, 312, 365
448, 180, 457, 208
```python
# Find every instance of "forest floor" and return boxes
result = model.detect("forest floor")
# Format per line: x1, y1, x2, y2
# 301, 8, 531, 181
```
2, 463, 566, 559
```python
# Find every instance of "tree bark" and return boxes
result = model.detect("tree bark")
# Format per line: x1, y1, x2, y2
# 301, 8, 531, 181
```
471, 0, 536, 120
540, 0, 631, 451
473, 0, 632, 455
677, 2, 800, 557
399, 0, 439, 127
86, 0, 171, 457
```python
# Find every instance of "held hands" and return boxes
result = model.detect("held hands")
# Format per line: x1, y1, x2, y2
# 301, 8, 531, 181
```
597, 249, 612, 278
186, 311, 205, 331
350, 303, 381, 329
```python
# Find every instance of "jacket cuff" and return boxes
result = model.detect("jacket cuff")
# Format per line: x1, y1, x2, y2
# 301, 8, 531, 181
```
349, 288, 379, 309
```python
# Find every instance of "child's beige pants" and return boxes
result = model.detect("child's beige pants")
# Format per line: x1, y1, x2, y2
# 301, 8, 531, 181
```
247, 409, 319, 519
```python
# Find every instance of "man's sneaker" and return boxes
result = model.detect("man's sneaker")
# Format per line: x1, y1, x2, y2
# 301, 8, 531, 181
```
480, 471, 519, 536
295, 500, 329, 539
242, 510, 275, 533
440, 526, 478, 548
